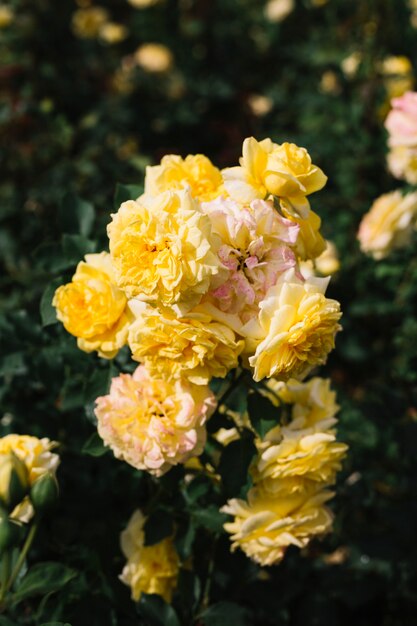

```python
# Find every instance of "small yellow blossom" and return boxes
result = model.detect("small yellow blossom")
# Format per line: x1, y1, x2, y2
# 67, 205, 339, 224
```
127, 0, 160, 6
314, 240, 340, 275
135, 43, 173, 73
120, 510, 179, 602
128, 301, 244, 385
319, 71, 341, 95
71, 7, 109, 39
222, 486, 334, 566
264, 0, 294, 22
341, 52, 362, 78
387, 146, 417, 184
358, 190, 417, 259
99, 22, 128, 44
145, 154, 224, 202
0, 5, 13, 28
222, 137, 327, 219
244, 269, 342, 382
53, 252, 130, 358
95, 365, 215, 476
247, 94, 274, 117
108, 190, 221, 311
381, 56, 414, 100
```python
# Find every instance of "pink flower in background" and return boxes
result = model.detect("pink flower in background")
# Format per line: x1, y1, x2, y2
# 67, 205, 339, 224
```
385, 91, 417, 147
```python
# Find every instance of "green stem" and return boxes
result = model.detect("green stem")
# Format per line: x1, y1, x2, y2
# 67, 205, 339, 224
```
0, 551, 10, 601
4, 520, 39, 597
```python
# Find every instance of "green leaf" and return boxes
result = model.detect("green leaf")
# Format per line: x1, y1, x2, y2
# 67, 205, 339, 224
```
59, 193, 95, 237
144, 509, 174, 546
12, 562, 77, 604
0, 351, 26, 377
138, 594, 181, 626
200, 602, 251, 626
247, 391, 281, 439
81, 432, 108, 457
61, 234, 97, 263
0, 617, 20, 626
40, 278, 63, 326
175, 519, 196, 560
218, 432, 257, 498
114, 184, 143, 210
191, 505, 227, 533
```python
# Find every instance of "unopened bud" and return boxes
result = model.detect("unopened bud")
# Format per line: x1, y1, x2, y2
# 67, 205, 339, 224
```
30, 472, 59, 514
0, 453, 29, 512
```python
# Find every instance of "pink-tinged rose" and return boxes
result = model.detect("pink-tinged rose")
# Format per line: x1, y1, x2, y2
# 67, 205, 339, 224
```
95, 365, 216, 476
202, 197, 299, 318
385, 91, 417, 147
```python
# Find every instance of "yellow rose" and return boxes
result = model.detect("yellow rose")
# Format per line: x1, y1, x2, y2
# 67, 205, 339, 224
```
71, 7, 109, 39
222, 137, 327, 218
222, 486, 334, 566
95, 365, 215, 476
53, 252, 130, 358
0, 435, 60, 523
128, 301, 244, 385
387, 146, 417, 185
108, 190, 221, 312
134, 43, 173, 73
358, 190, 417, 259
244, 269, 342, 382
266, 377, 340, 431
145, 154, 224, 202
120, 510, 179, 602
254, 430, 348, 495
290, 209, 326, 261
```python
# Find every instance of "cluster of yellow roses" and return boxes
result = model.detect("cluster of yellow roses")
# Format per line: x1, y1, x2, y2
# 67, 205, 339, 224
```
53, 136, 345, 598
222, 377, 347, 566
358, 91, 417, 259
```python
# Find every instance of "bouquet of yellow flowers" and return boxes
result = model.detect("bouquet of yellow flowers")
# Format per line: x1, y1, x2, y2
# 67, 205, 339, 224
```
53, 137, 347, 603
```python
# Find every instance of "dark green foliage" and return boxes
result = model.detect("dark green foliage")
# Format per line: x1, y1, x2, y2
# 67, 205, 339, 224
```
1, 0, 417, 624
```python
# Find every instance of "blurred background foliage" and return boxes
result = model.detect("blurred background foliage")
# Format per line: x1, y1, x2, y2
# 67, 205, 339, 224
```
1, 0, 417, 624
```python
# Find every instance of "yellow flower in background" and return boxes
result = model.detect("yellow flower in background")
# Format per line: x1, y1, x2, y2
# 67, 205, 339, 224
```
290, 209, 326, 261
0, 5, 13, 28
254, 430, 348, 495
244, 269, 342, 382
128, 301, 244, 385
247, 94, 274, 117
95, 365, 215, 476
127, 0, 160, 7
315, 240, 340, 275
267, 377, 340, 431
264, 0, 294, 23
145, 154, 224, 202
222, 486, 334, 566
381, 56, 414, 100
135, 43, 173, 73
387, 145, 417, 184
341, 52, 362, 78
319, 71, 341, 95
108, 190, 221, 312
53, 252, 130, 358
99, 22, 128, 44
222, 137, 327, 218
120, 510, 179, 602
358, 190, 417, 260
71, 7, 109, 39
